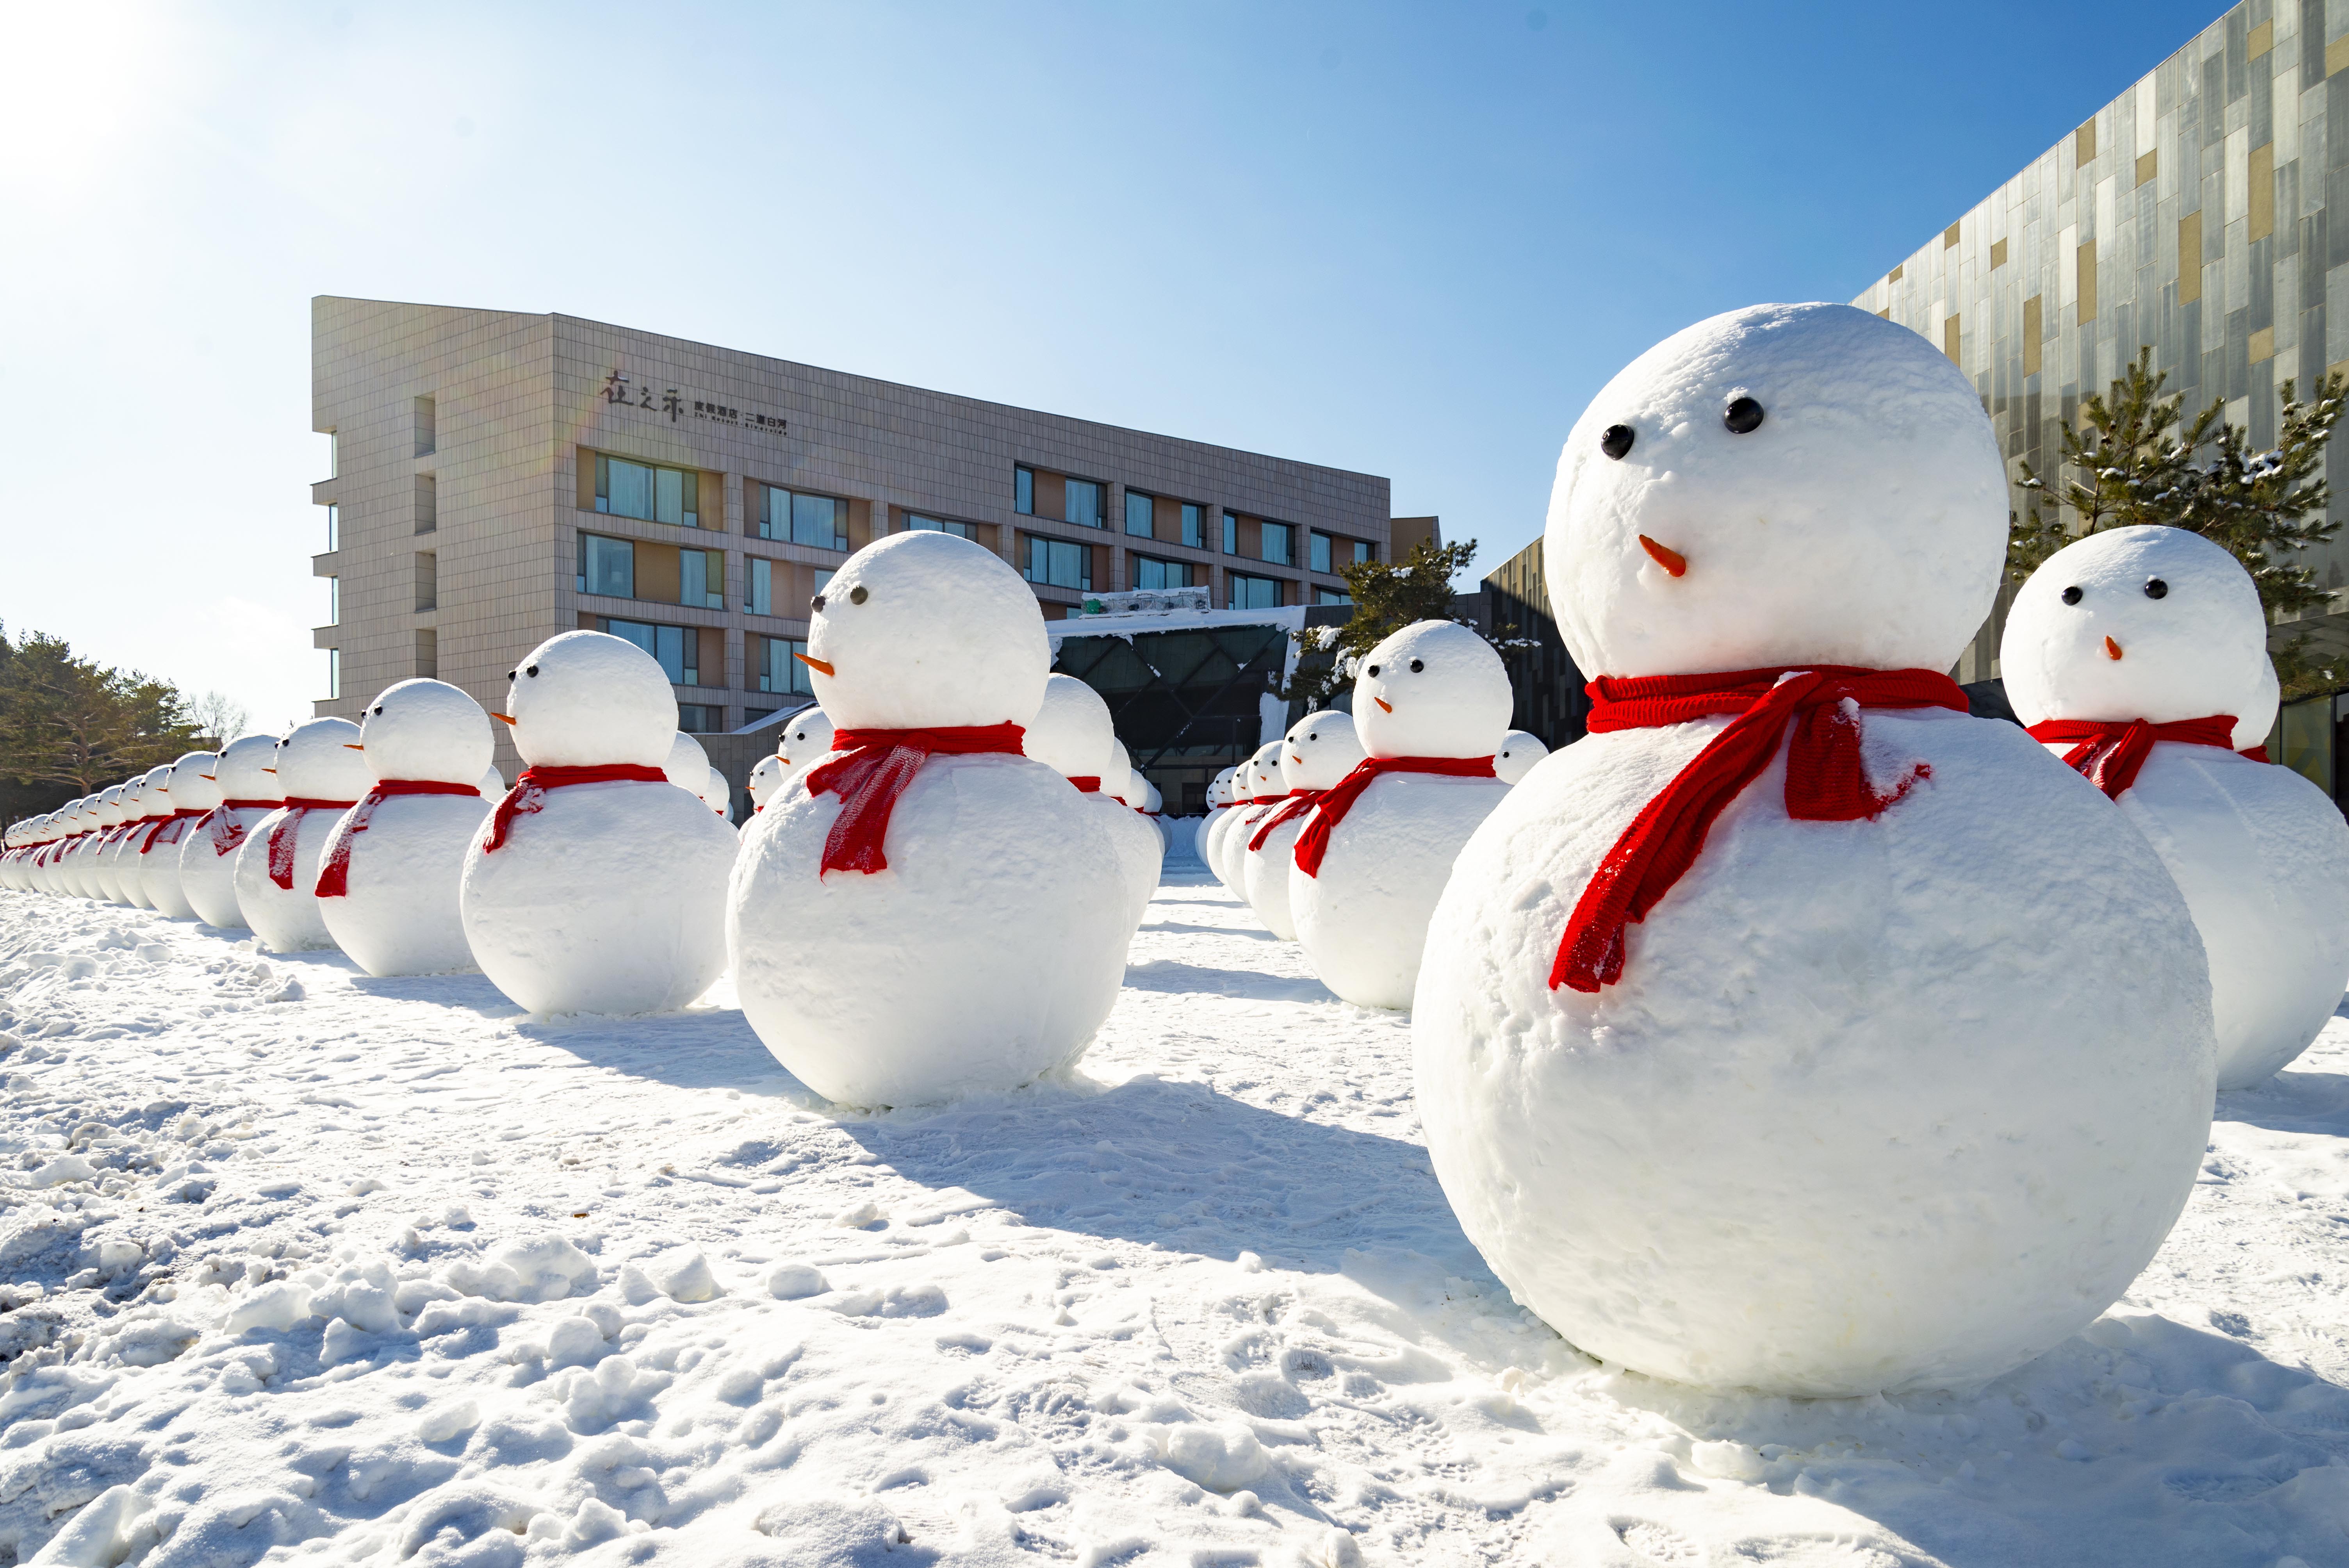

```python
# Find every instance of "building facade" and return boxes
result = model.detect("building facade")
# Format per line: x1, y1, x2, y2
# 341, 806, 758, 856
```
310, 298, 1394, 795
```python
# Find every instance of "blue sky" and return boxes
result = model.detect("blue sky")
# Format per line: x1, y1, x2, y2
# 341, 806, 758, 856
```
0, 0, 2229, 727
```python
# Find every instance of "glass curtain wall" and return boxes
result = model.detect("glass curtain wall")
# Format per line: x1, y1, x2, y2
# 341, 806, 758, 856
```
1024, 537, 1091, 591
596, 456, 699, 527
602, 617, 697, 685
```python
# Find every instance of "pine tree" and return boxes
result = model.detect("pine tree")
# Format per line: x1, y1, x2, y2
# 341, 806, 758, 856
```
1281, 538, 1485, 709
2008, 347, 2349, 698
0, 625, 207, 820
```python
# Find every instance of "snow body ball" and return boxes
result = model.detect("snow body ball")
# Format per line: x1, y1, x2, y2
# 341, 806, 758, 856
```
1290, 621, 1511, 1009
1194, 767, 1237, 871
2002, 524, 2349, 1090
319, 679, 494, 978
462, 632, 737, 1016
145, 750, 221, 920
180, 734, 282, 930
1243, 709, 1365, 942
1027, 673, 1159, 937
664, 731, 710, 793
1414, 301, 2217, 1396
729, 531, 1128, 1108
235, 718, 367, 952
1494, 730, 1550, 785
479, 764, 505, 800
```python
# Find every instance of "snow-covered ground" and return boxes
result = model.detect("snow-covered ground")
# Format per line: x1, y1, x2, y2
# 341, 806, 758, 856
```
3, 876, 2348, 1568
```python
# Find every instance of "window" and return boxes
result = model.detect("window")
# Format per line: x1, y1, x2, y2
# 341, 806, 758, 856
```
1221, 512, 1238, 554
1023, 536, 1091, 591
1316, 587, 1353, 606
602, 617, 699, 685
757, 636, 813, 695
325, 576, 340, 625
1125, 491, 1155, 537
323, 504, 339, 553
1228, 572, 1281, 610
413, 395, 436, 458
596, 454, 700, 527
743, 706, 777, 726
908, 513, 976, 540
760, 485, 848, 550
414, 474, 437, 535
579, 533, 635, 598
1065, 478, 1104, 529
414, 552, 436, 613
323, 431, 337, 480
1353, 539, 1373, 565
1311, 531, 1333, 574
415, 628, 437, 678
680, 548, 723, 609
1182, 503, 1204, 549
323, 648, 341, 700
677, 704, 721, 734
1134, 556, 1193, 590
1015, 466, 1035, 515
813, 568, 834, 599
749, 557, 773, 616
1260, 521, 1293, 567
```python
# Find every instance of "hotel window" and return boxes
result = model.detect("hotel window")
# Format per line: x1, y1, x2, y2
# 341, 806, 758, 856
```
1182, 502, 1205, 549
1064, 478, 1105, 529
757, 636, 814, 695
813, 567, 834, 600
749, 557, 773, 616
579, 533, 635, 598
325, 576, 340, 625
1227, 572, 1281, 610
1134, 556, 1194, 590
680, 548, 724, 609
323, 648, 340, 700
677, 703, 721, 734
1353, 539, 1374, 565
1221, 512, 1238, 554
1125, 490, 1155, 538
1023, 536, 1091, 591
760, 485, 849, 551
1015, 465, 1035, 515
1260, 521, 1294, 567
908, 513, 976, 539
1311, 531, 1334, 574
1316, 587, 1353, 606
595, 454, 700, 527
323, 504, 339, 553
601, 617, 699, 686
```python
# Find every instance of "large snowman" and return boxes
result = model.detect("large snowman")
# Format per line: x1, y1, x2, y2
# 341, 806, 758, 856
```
2003, 524, 2349, 1090
1414, 302, 2217, 1396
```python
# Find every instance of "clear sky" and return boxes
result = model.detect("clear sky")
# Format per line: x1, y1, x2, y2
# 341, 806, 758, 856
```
0, 0, 2229, 731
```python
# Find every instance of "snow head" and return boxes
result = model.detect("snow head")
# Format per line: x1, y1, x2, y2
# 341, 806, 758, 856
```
1026, 674, 1116, 782
94, 785, 127, 826
478, 764, 504, 799
216, 734, 283, 805
1207, 768, 1237, 809
747, 754, 786, 808
501, 630, 675, 768
2001, 526, 2273, 741
777, 707, 835, 775
169, 751, 224, 814
705, 766, 730, 815
1108, 739, 1142, 807
1494, 729, 1550, 784
358, 679, 493, 785
1547, 302, 2006, 677
802, 531, 1050, 731
1281, 710, 1367, 792
277, 717, 368, 801
665, 731, 711, 792
1244, 741, 1285, 800
1353, 621, 1511, 760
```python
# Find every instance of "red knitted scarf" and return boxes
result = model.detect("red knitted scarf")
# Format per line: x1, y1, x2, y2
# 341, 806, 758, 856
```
315, 780, 484, 897
1553, 665, 1968, 994
202, 800, 278, 858
266, 798, 359, 891
139, 807, 210, 855
1068, 775, 1102, 793
2025, 715, 2239, 799
1248, 790, 1323, 852
1294, 757, 1498, 878
481, 764, 670, 854
803, 723, 1027, 876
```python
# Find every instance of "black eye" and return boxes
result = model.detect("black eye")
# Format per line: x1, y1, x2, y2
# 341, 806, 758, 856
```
2145, 578, 2168, 599
849, 585, 869, 605
1366, 664, 1380, 677
372, 706, 382, 715
506, 670, 517, 681
1408, 658, 1424, 673
1599, 424, 1634, 460
811, 594, 826, 612
1724, 397, 1765, 434
2061, 586, 2082, 605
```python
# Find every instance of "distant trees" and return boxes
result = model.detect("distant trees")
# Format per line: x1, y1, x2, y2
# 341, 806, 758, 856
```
1281, 538, 1487, 709
0, 625, 212, 821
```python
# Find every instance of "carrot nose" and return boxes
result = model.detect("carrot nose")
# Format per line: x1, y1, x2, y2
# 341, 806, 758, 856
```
489, 712, 519, 726
795, 653, 836, 677
344, 743, 366, 750
1638, 535, 1688, 577
2104, 636, 2124, 661
1374, 697, 1393, 713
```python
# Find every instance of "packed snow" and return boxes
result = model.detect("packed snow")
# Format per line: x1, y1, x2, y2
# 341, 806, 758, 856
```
4, 876, 2349, 1567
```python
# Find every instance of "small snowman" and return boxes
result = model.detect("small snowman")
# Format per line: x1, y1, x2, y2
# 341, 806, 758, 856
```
1415, 301, 2215, 1395
78, 786, 131, 902
235, 718, 367, 951
462, 631, 738, 1015
143, 751, 221, 919
1289, 621, 1512, 1009
180, 734, 284, 929
316, 679, 495, 977
2003, 524, 2349, 1089
728, 530, 1128, 1108
1494, 729, 1550, 784
1241, 709, 1366, 941
1027, 673, 1161, 937
100, 770, 166, 906
776, 706, 836, 785
746, 755, 786, 815
1192, 766, 1237, 871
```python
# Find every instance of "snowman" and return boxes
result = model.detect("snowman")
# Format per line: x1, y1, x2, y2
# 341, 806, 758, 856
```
1107, 739, 1164, 886
462, 631, 738, 1015
142, 751, 221, 919
1211, 743, 1283, 891
1288, 621, 1512, 1008
1241, 709, 1366, 941
1192, 767, 1238, 868
317, 679, 495, 976
1204, 760, 1258, 888
728, 530, 1129, 1108
79, 786, 132, 902
1494, 729, 1550, 784
2003, 524, 2349, 1090
776, 706, 835, 784
179, 734, 285, 930
745, 755, 787, 815
1414, 301, 2216, 1396
1026, 673, 1161, 937
235, 718, 367, 951
664, 731, 712, 794
101, 770, 169, 906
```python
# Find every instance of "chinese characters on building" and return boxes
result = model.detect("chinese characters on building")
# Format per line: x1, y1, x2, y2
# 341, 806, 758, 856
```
601, 371, 788, 434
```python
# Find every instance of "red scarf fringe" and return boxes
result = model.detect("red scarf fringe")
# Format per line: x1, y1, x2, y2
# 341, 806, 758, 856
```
315, 779, 485, 897
1293, 757, 1497, 878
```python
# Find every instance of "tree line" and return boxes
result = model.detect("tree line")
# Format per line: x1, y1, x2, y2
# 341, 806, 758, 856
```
0, 625, 249, 824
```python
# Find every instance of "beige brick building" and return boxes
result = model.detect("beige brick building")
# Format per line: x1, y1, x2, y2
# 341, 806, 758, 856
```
309, 297, 1395, 795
